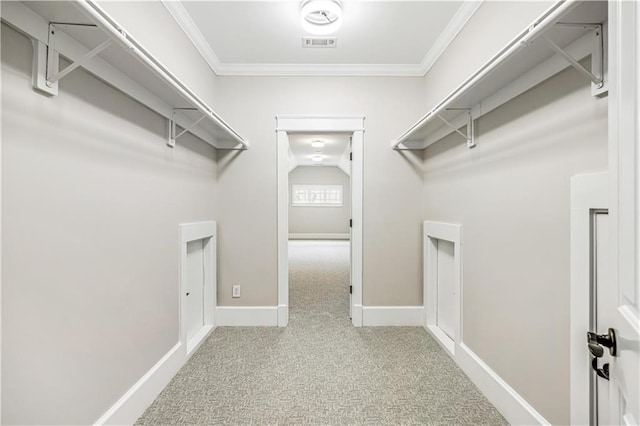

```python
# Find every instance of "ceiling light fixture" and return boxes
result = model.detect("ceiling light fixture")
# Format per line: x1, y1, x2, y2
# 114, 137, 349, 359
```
312, 155, 324, 162
300, 0, 343, 36
311, 140, 325, 149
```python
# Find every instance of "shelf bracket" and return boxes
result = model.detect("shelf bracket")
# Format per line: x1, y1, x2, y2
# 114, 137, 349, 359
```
541, 23, 604, 93
168, 108, 207, 148
33, 23, 102, 96
48, 38, 113, 84
437, 109, 475, 149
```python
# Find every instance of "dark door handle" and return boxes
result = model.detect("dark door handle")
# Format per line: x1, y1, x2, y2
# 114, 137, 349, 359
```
186, 292, 190, 296
588, 342, 604, 358
587, 328, 617, 356
592, 357, 610, 380
587, 328, 616, 381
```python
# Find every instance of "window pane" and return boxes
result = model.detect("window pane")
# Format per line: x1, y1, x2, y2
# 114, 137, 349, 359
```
291, 184, 343, 206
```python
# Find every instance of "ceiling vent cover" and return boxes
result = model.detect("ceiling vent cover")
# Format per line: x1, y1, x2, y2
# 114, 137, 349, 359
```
302, 36, 337, 48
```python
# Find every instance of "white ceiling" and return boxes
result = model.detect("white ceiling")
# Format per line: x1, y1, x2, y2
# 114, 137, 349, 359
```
164, 1, 480, 76
288, 133, 350, 168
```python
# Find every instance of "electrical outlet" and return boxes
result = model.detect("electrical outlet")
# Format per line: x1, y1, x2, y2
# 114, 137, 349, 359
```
232, 285, 241, 298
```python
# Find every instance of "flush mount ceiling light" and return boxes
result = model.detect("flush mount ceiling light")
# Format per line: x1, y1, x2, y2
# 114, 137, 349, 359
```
312, 155, 324, 162
311, 140, 325, 149
300, 0, 343, 36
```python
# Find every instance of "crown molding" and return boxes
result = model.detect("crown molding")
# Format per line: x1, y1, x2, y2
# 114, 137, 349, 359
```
418, 0, 483, 75
161, 0, 222, 74
216, 63, 424, 77
163, 0, 482, 77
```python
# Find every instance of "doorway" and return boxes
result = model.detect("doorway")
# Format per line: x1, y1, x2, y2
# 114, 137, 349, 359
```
276, 116, 365, 327
287, 133, 352, 322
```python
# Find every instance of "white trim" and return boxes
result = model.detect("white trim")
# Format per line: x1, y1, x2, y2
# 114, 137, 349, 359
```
350, 129, 364, 328
277, 304, 288, 326
423, 221, 463, 357
277, 130, 290, 327
162, 1, 479, 77
276, 116, 365, 328
569, 172, 608, 425
161, 1, 222, 74
276, 115, 365, 133
216, 306, 279, 327
288, 233, 349, 240
351, 304, 363, 326
218, 63, 424, 77
418, 1, 483, 75
179, 221, 216, 356
456, 343, 551, 426
94, 342, 185, 425
362, 306, 424, 326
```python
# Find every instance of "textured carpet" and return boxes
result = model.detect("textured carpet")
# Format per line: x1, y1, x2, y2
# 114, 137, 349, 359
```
136, 240, 507, 425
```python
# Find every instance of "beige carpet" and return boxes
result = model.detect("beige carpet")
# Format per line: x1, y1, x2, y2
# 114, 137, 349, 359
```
136, 240, 507, 425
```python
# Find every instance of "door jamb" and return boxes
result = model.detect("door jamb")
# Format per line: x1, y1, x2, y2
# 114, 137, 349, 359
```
569, 172, 608, 425
276, 115, 365, 327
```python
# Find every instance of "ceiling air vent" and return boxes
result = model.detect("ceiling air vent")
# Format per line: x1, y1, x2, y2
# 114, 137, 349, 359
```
302, 36, 337, 48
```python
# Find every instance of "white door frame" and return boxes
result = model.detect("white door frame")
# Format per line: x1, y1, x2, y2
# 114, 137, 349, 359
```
423, 221, 463, 358
276, 115, 365, 327
179, 221, 216, 356
569, 172, 608, 425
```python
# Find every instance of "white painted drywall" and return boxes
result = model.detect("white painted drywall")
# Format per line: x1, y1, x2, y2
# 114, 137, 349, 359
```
213, 76, 426, 306
95, 1, 219, 108
289, 166, 351, 235
422, 1, 555, 108
1, 24, 217, 425
422, 63, 607, 425
419, 2, 606, 423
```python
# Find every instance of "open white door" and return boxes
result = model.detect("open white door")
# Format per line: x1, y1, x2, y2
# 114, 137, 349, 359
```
606, 1, 640, 424
606, 266, 640, 426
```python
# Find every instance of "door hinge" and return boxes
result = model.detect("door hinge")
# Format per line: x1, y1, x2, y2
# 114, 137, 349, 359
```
349, 219, 352, 228
350, 152, 352, 161
349, 285, 352, 294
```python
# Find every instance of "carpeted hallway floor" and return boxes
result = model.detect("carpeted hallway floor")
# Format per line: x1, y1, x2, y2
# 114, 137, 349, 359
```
136, 240, 507, 425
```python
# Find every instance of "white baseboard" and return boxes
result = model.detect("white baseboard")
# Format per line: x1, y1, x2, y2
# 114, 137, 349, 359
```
216, 306, 278, 326
426, 324, 455, 358
288, 233, 350, 240
186, 325, 215, 357
456, 343, 550, 425
352, 304, 363, 327
94, 342, 185, 425
277, 304, 288, 327
362, 306, 425, 326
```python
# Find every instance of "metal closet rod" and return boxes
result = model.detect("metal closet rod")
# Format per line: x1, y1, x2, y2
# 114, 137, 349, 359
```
73, 0, 249, 150
392, 0, 579, 150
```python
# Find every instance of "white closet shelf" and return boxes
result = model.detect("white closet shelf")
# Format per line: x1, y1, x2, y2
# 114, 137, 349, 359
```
392, 0, 607, 151
1, 0, 249, 150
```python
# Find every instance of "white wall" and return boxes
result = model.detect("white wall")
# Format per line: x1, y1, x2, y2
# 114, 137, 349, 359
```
289, 166, 350, 235
95, 1, 219, 109
1, 24, 217, 424
423, 66, 607, 425
419, 3, 609, 423
421, 5, 608, 423
214, 76, 426, 306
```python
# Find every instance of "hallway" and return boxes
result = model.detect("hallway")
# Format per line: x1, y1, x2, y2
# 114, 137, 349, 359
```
136, 241, 506, 424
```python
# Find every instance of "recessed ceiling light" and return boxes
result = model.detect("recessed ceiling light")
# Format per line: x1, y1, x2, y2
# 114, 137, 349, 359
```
312, 155, 323, 162
311, 140, 325, 148
300, 0, 343, 36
